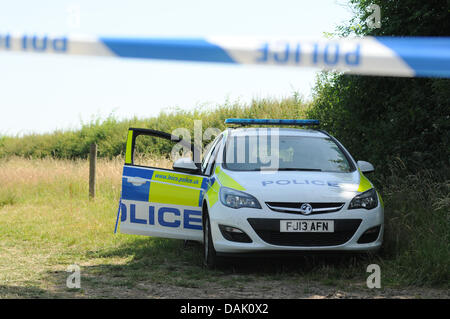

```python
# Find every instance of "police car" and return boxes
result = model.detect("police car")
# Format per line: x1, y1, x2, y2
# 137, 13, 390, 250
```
116, 119, 383, 267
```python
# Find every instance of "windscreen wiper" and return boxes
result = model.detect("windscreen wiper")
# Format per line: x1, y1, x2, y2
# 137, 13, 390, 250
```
276, 168, 322, 171
244, 167, 323, 172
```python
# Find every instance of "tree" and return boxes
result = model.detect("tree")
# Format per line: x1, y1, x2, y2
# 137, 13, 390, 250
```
308, 0, 450, 176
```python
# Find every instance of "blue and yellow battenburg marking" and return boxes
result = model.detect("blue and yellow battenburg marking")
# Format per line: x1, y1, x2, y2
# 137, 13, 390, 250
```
119, 203, 202, 230
117, 166, 210, 232
116, 162, 248, 231
0, 33, 449, 78
121, 166, 209, 207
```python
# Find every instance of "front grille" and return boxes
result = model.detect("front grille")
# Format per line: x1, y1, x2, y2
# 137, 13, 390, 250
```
248, 218, 362, 247
265, 202, 345, 215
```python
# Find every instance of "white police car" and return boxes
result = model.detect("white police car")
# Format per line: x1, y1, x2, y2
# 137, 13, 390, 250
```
116, 119, 383, 267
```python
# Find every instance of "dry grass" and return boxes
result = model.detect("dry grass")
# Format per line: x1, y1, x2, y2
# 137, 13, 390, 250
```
0, 156, 180, 297
0, 156, 119, 189
0, 155, 172, 187
0, 155, 172, 202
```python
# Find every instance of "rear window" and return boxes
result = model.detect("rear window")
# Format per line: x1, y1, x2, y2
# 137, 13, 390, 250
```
223, 135, 353, 173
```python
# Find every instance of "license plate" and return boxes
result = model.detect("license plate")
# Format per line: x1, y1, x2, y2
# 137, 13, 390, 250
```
280, 220, 334, 232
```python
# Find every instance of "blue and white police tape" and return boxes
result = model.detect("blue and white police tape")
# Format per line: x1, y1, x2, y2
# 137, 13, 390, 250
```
0, 33, 449, 78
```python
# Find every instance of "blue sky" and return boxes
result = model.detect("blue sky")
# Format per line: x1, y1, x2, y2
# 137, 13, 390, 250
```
0, 0, 353, 135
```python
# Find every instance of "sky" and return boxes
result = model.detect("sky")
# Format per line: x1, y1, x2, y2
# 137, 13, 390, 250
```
0, 0, 353, 136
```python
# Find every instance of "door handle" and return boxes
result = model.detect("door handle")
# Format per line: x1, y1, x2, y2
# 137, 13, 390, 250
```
127, 177, 147, 186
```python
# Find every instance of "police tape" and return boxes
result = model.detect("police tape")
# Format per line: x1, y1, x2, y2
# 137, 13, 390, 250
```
0, 33, 449, 78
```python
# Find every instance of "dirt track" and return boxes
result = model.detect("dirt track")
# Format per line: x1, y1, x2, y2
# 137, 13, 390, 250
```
63, 277, 449, 299
131, 282, 448, 299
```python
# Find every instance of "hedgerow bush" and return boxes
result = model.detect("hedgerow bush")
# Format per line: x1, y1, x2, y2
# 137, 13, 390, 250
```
0, 97, 310, 159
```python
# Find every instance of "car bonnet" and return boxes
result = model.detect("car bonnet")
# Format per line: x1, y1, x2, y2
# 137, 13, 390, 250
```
216, 167, 371, 203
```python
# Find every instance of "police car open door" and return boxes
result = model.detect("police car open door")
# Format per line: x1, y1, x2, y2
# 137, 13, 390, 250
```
116, 128, 207, 241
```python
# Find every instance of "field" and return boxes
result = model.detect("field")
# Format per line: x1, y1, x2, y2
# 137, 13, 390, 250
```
0, 157, 448, 299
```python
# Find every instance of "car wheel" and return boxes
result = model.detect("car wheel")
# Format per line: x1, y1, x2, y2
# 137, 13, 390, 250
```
203, 213, 218, 268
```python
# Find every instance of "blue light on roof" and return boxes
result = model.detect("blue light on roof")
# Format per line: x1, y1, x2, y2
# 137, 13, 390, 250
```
224, 118, 320, 126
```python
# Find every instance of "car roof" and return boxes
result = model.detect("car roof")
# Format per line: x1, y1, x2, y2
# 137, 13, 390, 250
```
226, 127, 328, 138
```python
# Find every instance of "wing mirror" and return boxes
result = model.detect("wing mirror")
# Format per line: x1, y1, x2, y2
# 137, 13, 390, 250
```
173, 157, 200, 173
357, 160, 375, 173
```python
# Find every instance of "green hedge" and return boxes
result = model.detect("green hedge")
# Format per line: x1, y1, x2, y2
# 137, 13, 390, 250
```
0, 97, 310, 159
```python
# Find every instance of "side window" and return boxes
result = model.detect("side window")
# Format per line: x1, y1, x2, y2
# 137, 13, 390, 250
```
133, 134, 175, 169
126, 128, 193, 170
204, 136, 222, 176
201, 134, 222, 173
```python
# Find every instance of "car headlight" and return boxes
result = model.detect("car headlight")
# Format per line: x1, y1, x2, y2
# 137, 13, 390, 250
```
219, 187, 262, 209
348, 188, 378, 210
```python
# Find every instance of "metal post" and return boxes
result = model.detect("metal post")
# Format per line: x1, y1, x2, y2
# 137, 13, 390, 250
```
89, 143, 97, 199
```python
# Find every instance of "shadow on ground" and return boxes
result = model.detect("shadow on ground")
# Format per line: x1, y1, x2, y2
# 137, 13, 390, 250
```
25, 237, 381, 298
5, 237, 448, 298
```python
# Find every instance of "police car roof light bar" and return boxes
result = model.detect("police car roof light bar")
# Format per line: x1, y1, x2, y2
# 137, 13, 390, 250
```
224, 118, 320, 126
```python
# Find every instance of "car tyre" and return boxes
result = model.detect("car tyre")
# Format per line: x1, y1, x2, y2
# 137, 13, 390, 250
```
203, 213, 219, 268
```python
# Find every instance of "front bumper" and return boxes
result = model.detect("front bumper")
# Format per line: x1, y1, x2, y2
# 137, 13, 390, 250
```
208, 201, 384, 254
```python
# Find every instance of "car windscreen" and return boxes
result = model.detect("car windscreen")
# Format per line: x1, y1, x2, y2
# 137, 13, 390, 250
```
223, 135, 353, 172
